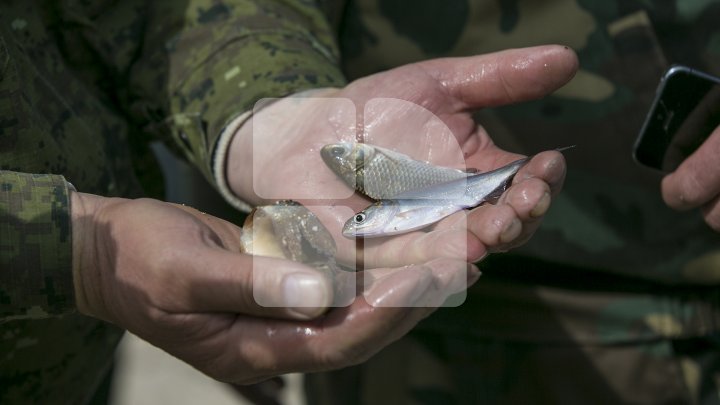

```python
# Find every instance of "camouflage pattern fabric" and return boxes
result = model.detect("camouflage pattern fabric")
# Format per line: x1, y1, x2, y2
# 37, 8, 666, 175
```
0, 172, 75, 319
0, 1, 343, 403
303, 0, 720, 404
4, 0, 720, 403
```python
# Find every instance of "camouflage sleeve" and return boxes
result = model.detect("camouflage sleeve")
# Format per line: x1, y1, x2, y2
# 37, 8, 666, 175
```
0, 171, 76, 321
128, 1, 346, 194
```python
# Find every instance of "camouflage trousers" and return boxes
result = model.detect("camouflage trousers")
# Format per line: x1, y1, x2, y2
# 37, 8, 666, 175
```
305, 257, 720, 405
305, 333, 720, 404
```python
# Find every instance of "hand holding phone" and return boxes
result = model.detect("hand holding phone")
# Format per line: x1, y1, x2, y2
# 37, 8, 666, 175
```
634, 65, 720, 231
634, 65, 720, 172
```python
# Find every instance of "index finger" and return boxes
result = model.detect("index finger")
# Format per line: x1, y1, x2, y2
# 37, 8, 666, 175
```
662, 128, 720, 210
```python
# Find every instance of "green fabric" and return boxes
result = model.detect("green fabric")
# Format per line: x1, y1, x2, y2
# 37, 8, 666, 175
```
0, 1, 344, 403
304, 0, 720, 403
0, 171, 74, 319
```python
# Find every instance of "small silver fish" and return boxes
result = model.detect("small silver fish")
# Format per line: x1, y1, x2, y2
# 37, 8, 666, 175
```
242, 200, 337, 264
342, 157, 530, 238
242, 201, 357, 303
321, 142, 471, 199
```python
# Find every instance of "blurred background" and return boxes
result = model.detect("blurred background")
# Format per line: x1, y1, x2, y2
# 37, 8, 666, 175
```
110, 333, 305, 405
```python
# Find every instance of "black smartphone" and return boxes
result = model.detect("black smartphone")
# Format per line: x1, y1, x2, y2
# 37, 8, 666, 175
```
633, 65, 720, 172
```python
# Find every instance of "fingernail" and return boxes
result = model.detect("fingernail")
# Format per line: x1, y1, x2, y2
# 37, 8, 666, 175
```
530, 192, 551, 218
500, 218, 522, 243
283, 273, 329, 319
546, 154, 567, 184
547, 154, 563, 169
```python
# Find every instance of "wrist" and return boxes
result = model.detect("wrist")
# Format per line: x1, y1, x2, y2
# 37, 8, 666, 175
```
226, 114, 262, 206
70, 191, 112, 319
225, 88, 342, 206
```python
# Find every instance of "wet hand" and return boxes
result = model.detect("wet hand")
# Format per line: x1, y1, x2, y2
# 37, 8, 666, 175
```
227, 45, 578, 267
69, 193, 474, 383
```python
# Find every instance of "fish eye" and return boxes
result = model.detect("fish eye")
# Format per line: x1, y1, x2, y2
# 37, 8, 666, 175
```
354, 213, 366, 223
330, 146, 345, 157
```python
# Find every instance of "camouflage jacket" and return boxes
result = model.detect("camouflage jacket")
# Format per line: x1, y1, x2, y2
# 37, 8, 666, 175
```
3, 0, 720, 403
328, 0, 720, 345
308, 2, 720, 404
0, 1, 343, 403
338, 0, 720, 285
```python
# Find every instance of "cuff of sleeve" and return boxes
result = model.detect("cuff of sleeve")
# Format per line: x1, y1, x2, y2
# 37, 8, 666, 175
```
0, 171, 76, 320
166, 31, 346, 189
213, 111, 254, 213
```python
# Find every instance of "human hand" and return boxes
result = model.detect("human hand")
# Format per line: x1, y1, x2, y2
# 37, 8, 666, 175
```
227, 45, 578, 266
662, 128, 720, 231
70, 193, 474, 383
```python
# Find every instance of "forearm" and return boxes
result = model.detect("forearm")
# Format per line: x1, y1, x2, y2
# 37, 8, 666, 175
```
0, 171, 76, 321
128, 0, 347, 192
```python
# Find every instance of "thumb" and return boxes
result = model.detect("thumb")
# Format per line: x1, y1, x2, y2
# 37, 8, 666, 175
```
418, 44, 579, 109
661, 128, 720, 210
184, 250, 334, 320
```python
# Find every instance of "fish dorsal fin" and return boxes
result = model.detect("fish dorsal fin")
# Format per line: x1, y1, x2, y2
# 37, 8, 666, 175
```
373, 145, 414, 166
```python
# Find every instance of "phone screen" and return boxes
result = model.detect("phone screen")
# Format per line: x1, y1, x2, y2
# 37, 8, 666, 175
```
634, 66, 720, 172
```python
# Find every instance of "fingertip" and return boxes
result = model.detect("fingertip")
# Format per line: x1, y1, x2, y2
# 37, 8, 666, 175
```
468, 204, 519, 247
661, 130, 720, 211
467, 263, 482, 286
530, 192, 552, 218
281, 272, 333, 319
660, 173, 682, 209
251, 257, 333, 320
506, 44, 580, 99
544, 151, 568, 191
661, 170, 700, 211
502, 177, 552, 220
517, 150, 567, 195
546, 44, 580, 80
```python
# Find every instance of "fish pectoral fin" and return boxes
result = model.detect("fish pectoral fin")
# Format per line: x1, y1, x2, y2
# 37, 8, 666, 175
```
396, 207, 432, 221
396, 211, 413, 220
